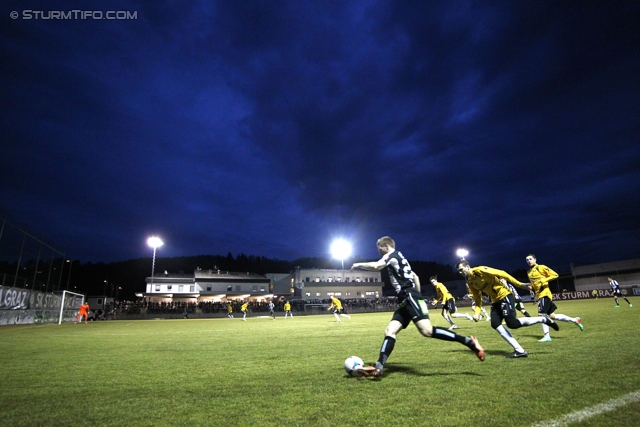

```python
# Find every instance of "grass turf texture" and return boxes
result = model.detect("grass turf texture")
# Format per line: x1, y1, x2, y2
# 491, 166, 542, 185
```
0, 299, 638, 427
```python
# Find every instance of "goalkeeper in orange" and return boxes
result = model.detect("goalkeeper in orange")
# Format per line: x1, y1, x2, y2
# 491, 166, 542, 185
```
75, 302, 90, 324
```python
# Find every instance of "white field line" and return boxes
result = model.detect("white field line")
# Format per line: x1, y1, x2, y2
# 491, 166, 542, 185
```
533, 390, 640, 427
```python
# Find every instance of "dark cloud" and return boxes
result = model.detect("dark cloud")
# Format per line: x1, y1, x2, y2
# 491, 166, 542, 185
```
1, 0, 639, 273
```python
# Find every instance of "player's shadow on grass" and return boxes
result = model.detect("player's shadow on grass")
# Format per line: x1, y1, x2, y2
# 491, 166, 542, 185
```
368, 364, 483, 378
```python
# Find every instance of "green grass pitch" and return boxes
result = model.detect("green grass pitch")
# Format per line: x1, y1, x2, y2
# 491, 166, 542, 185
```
0, 299, 638, 426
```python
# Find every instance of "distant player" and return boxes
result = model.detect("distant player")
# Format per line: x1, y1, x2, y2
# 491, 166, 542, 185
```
430, 276, 473, 329
75, 302, 90, 324
608, 277, 632, 308
457, 259, 558, 358
268, 301, 276, 320
351, 236, 484, 378
526, 254, 583, 342
284, 301, 293, 319
327, 296, 350, 322
241, 302, 249, 321
227, 303, 234, 319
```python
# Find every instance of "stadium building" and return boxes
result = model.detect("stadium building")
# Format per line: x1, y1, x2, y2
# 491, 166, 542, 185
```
144, 267, 383, 303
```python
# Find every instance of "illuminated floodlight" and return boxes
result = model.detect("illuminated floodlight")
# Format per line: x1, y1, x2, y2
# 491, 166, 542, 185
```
456, 248, 469, 259
147, 236, 164, 249
331, 239, 352, 267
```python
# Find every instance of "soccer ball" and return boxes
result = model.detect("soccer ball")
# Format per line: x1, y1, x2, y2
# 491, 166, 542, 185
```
344, 356, 364, 376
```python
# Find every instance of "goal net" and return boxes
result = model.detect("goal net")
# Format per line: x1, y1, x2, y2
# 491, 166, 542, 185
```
58, 290, 85, 324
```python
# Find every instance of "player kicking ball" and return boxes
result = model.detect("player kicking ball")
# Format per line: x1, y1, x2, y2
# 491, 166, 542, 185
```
351, 236, 484, 378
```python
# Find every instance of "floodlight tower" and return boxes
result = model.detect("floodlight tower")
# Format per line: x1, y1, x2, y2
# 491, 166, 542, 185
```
147, 236, 164, 293
330, 239, 352, 281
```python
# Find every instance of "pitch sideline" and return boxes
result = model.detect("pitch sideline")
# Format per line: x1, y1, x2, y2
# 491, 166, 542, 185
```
532, 390, 640, 427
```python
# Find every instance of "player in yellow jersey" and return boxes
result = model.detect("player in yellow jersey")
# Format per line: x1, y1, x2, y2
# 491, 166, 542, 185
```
526, 254, 583, 341
227, 303, 234, 319
430, 276, 473, 329
328, 296, 350, 322
284, 301, 293, 319
351, 236, 484, 377
456, 259, 558, 358
241, 302, 249, 321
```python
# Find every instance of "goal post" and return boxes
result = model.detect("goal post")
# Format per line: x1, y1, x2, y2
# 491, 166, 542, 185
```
58, 290, 85, 325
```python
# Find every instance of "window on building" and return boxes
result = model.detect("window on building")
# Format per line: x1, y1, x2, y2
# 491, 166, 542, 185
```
327, 277, 333, 282
305, 292, 311, 297
190, 285, 195, 292
227, 286, 232, 291
260, 286, 265, 292
315, 277, 320, 282
236, 285, 241, 292
252, 285, 257, 292
167, 285, 172, 291
155, 285, 160, 291
179, 285, 184, 292
305, 277, 310, 282
207, 286, 212, 291
315, 292, 321, 297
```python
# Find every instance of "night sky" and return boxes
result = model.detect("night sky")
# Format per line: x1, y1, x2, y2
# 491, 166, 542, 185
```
2, 1, 639, 273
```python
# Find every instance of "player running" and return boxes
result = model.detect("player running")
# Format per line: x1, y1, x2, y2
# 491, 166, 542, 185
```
608, 277, 632, 308
526, 254, 583, 341
351, 236, 484, 378
328, 296, 350, 322
430, 276, 473, 329
457, 259, 559, 358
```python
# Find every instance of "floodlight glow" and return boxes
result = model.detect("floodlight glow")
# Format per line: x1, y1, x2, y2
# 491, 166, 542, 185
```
147, 236, 164, 249
456, 248, 469, 258
330, 239, 352, 261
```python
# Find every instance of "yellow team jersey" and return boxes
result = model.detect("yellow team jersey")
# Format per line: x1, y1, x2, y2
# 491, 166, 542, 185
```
227, 305, 233, 313
241, 303, 248, 311
284, 302, 291, 311
466, 266, 523, 314
434, 282, 454, 304
527, 264, 558, 300
328, 298, 343, 310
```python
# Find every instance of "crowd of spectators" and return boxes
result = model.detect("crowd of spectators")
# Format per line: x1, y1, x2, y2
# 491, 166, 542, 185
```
103, 297, 401, 316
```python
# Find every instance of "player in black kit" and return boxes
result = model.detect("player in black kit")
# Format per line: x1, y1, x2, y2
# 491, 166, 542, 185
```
351, 236, 485, 378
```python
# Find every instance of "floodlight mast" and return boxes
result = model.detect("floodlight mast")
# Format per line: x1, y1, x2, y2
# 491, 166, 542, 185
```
147, 237, 164, 293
